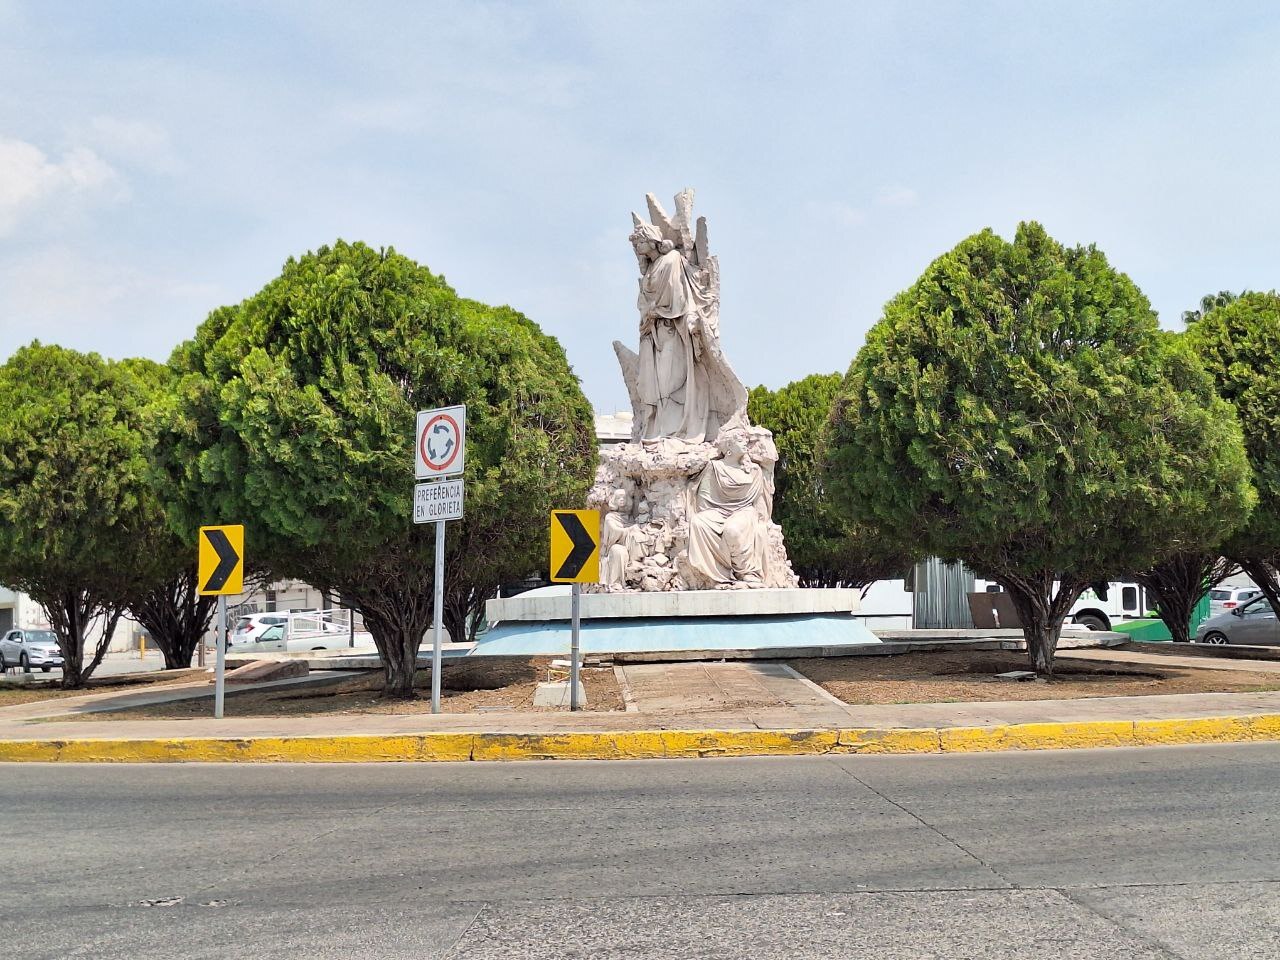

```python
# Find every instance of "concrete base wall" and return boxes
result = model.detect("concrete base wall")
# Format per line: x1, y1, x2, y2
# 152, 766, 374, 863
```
486, 588, 862, 623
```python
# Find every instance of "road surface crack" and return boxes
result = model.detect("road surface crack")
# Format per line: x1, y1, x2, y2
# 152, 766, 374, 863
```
439, 903, 488, 958
827, 759, 1016, 888
1056, 886, 1189, 960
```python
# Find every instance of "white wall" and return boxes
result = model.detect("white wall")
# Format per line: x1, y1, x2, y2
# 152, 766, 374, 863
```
854, 578, 913, 630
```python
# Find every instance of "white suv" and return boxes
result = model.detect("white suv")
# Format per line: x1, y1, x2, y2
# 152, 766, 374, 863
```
1209, 587, 1263, 618
0, 629, 64, 673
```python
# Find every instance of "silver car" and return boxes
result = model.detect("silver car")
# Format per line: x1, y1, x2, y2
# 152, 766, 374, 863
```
1195, 595, 1279, 646
0, 629, 65, 672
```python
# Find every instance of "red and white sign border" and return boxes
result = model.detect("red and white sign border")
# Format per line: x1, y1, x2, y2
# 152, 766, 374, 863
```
415, 404, 466, 480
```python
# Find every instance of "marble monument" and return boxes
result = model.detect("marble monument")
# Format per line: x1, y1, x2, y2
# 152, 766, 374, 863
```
588, 189, 798, 592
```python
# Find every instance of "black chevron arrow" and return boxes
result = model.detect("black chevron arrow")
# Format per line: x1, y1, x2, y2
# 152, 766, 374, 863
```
554, 513, 596, 580
202, 528, 241, 592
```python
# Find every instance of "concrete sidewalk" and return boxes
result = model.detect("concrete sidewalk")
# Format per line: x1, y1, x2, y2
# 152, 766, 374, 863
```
1060, 646, 1280, 673
5, 653, 1280, 762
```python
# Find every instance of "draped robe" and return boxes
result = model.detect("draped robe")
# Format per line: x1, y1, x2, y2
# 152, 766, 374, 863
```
686, 456, 769, 585
635, 249, 712, 441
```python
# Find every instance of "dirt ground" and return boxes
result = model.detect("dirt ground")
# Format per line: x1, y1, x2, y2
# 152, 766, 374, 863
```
789, 650, 1280, 705
74, 657, 625, 720
0, 669, 205, 707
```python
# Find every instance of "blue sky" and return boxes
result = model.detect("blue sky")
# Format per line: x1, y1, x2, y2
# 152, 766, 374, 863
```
2, 1, 1278, 411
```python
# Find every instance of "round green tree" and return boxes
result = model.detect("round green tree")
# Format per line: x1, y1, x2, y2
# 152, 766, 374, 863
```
748, 373, 917, 588
0, 344, 164, 686
827, 223, 1253, 673
1185, 291, 1280, 608
160, 241, 597, 697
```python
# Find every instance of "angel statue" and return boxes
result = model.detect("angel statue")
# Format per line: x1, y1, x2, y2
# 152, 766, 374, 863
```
613, 189, 749, 444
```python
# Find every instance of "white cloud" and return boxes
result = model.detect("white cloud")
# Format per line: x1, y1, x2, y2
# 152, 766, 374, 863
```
0, 136, 123, 236
876, 185, 919, 207
83, 116, 179, 174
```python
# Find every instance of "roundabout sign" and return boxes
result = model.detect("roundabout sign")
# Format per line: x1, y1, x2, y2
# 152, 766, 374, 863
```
415, 404, 465, 479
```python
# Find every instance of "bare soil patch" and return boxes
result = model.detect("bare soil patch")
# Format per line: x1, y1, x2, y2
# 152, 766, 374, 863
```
72, 657, 625, 720
789, 650, 1280, 705
0, 669, 205, 708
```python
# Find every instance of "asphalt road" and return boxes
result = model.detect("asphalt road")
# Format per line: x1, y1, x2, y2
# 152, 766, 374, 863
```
2, 744, 1278, 959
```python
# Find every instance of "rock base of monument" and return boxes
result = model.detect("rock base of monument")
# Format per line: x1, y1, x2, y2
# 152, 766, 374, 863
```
475, 588, 878, 657
589, 436, 799, 592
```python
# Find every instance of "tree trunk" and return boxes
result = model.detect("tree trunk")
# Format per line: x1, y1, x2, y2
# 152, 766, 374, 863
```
442, 605, 466, 653
1138, 552, 1233, 646
381, 642, 419, 699
1009, 593, 1058, 676
60, 596, 88, 689
354, 596, 431, 700
443, 584, 485, 647
38, 587, 120, 689
1001, 574, 1086, 677
1027, 621, 1055, 674
1162, 604, 1193, 645
129, 569, 217, 670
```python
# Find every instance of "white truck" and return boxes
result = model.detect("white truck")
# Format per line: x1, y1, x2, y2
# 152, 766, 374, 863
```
226, 610, 374, 655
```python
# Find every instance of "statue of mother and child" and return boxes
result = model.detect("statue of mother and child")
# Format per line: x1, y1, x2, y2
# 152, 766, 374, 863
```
593, 190, 797, 592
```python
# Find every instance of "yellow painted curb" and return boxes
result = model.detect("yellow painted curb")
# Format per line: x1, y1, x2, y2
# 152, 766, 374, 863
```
2, 713, 1280, 763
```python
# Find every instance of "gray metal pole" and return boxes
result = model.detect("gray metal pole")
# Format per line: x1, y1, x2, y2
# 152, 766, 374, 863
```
430, 519, 445, 714
348, 605, 355, 648
214, 594, 226, 719
570, 582, 581, 711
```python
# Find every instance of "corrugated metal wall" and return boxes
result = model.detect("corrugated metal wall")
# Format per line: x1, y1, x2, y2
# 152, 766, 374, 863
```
912, 557, 976, 629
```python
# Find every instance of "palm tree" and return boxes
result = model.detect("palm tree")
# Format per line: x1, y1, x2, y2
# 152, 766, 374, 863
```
1182, 290, 1239, 325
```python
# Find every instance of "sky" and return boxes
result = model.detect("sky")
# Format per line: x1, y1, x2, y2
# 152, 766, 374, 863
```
1, 1, 1278, 413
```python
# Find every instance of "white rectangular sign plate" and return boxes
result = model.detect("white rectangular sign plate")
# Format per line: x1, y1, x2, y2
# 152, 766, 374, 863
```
415, 404, 466, 480
414, 479, 464, 523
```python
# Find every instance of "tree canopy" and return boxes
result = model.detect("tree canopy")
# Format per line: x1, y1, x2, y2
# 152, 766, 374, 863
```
747, 373, 917, 588
159, 241, 597, 695
1184, 291, 1280, 606
0, 344, 166, 686
827, 222, 1253, 672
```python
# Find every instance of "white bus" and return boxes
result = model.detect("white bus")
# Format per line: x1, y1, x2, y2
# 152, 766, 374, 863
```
854, 576, 1146, 631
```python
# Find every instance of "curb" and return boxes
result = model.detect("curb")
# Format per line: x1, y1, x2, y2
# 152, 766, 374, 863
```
2, 712, 1279, 762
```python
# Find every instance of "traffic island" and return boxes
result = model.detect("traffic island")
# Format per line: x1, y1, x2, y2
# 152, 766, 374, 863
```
7, 650, 1280, 763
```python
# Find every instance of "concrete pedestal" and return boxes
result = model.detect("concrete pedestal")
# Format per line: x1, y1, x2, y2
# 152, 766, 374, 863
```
477, 588, 877, 657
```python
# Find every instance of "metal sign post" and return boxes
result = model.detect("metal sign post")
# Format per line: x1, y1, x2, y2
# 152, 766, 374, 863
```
197, 525, 244, 720
549, 510, 600, 712
431, 520, 445, 713
414, 405, 466, 716
215, 595, 227, 719
570, 583, 582, 710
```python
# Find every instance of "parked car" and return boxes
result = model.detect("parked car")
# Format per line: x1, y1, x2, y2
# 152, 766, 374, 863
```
1208, 586, 1262, 619
1195, 595, 1279, 646
227, 613, 290, 651
0, 629, 64, 672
